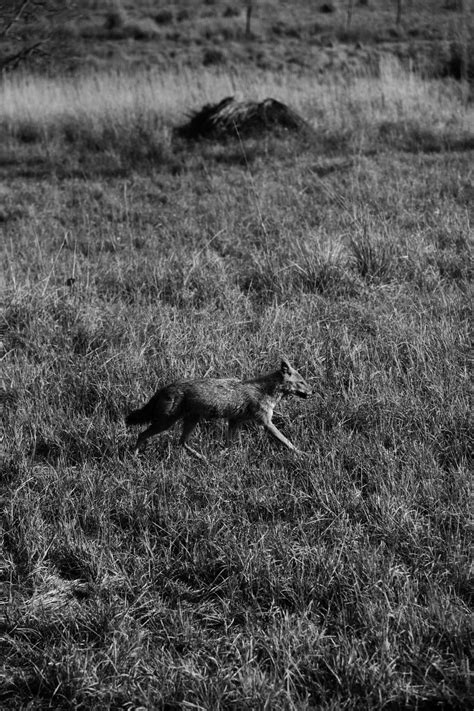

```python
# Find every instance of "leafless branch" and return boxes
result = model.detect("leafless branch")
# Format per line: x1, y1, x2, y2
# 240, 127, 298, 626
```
1, 0, 32, 38
0, 39, 43, 72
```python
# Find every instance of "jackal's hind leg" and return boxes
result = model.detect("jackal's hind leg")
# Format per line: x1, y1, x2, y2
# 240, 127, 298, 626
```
180, 417, 207, 462
226, 419, 241, 447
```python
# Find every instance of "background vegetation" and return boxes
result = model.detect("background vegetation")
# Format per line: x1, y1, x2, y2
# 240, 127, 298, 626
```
1, 1, 472, 708
1, 0, 473, 78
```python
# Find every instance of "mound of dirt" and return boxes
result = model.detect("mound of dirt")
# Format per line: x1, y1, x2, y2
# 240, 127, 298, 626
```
175, 96, 313, 140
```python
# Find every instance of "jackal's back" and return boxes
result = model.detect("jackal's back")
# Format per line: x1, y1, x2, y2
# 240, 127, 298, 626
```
179, 378, 261, 420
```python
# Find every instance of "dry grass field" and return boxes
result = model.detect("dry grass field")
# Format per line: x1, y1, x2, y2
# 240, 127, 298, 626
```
1, 1, 473, 709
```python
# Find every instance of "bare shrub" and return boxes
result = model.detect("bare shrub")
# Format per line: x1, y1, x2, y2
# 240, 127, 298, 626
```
175, 96, 312, 140
320, 1, 338, 13
154, 10, 173, 25
223, 5, 241, 18
203, 48, 227, 67
104, 2, 127, 31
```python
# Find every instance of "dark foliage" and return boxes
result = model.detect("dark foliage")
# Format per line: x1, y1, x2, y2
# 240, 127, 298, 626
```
175, 96, 313, 140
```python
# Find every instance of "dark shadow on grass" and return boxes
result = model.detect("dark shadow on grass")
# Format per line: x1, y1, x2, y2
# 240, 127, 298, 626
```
2, 125, 472, 182
377, 122, 474, 154
47, 545, 96, 584
0, 155, 132, 181
0, 137, 183, 180
309, 158, 355, 176
33, 438, 63, 465
32, 434, 117, 467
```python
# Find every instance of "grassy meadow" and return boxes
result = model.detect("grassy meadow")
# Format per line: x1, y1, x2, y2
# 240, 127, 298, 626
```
1, 55, 473, 709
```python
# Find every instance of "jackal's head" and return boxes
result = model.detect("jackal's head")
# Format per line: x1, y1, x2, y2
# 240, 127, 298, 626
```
279, 358, 312, 398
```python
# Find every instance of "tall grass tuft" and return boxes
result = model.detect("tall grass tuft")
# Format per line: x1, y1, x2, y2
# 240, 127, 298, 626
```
350, 229, 397, 282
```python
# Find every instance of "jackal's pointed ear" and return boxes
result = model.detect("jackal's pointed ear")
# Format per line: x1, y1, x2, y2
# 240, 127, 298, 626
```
281, 358, 291, 374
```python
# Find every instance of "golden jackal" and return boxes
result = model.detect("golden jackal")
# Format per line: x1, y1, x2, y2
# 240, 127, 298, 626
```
126, 358, 311, 460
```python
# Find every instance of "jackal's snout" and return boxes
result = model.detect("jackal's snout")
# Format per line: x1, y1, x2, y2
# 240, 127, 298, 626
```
295, 382, 313, 398
294, 379, 312, 398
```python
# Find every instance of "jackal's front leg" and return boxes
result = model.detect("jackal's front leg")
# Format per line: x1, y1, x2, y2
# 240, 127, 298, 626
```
263, 418, 304, 455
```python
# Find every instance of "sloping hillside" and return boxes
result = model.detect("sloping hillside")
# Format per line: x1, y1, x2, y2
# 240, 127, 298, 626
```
0, 0, 472, 79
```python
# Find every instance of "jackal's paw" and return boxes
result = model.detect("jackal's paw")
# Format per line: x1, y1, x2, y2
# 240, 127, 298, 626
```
183, 444, 209, 464
294, 448, 310, 458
